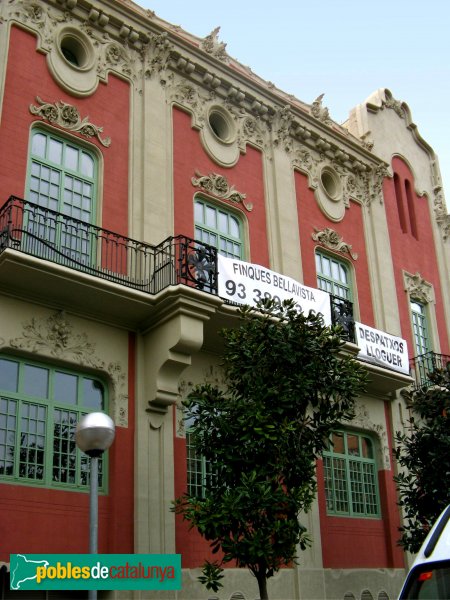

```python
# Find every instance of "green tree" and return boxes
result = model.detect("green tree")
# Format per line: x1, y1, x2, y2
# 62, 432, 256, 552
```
173, 299, 367, 600
395, 364, 450, 553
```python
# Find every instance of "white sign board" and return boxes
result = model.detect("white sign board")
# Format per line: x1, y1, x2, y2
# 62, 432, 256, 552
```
218, 255, 331, 325
355, 321, 409, 374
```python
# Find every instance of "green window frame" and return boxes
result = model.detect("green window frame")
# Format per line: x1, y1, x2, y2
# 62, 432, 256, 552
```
0, 355, 107, 491
26, 128, 97, 265
410, 300, 430, 356
186, 430, 210, 498
323, 430, 380, 518
315, 251, 352, 301
194, 198, 243, 259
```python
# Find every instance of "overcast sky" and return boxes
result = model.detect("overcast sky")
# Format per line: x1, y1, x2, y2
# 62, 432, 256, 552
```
137, 0, 450, 209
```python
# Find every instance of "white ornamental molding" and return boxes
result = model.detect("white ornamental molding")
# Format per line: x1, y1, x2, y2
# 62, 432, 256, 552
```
312, 227, 358, 260
1, 312, 128, 426
191, 170, 253, 211
403, 271, 435, 304
434, 187, 450, 241
200, 27, 229, 63
30, 97, 111, 147
310, 93, 333, 126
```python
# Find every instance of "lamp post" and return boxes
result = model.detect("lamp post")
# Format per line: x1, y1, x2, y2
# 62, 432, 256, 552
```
75, 412, 115, 600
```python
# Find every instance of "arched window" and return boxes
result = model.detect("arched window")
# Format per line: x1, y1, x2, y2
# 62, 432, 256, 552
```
394, 172, 407, 233
410, 300, 430, 356
404, 179, 418, 240
27, 128, 97, 264
0, 355, 107, 490
194, 198, 243, 259
315, 251, 352, 301
323, 430, 380, 518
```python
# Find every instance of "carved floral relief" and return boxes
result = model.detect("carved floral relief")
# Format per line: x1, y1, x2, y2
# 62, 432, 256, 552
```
1, 312, 128, 426
30, 97, 111, 147
312, 227, 358, 260
191, 170, 253, 211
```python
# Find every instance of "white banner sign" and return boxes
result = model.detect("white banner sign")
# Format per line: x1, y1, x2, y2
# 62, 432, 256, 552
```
218, 255, 331, 325
355, 322, 409, 374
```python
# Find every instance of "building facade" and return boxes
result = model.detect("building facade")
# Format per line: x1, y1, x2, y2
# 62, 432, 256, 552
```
0, 1, 449, 599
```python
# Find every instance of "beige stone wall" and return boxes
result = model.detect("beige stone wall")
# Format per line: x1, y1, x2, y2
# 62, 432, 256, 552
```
0, 294, 129, 425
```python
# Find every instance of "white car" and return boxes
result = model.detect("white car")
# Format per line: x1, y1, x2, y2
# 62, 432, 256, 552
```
399, 505, 450, 599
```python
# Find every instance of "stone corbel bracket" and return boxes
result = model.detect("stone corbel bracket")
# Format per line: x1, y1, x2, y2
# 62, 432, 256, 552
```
143, 290, 222, 414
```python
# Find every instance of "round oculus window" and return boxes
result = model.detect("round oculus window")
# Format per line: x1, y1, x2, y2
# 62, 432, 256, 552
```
208, 108, 235, 143
59, 33, 92, 69
320, 168, 341, 201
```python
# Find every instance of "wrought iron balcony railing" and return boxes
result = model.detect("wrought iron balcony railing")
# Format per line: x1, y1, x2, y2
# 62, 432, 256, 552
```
0, 196, 217, 295
330, 295, 355, 342
409, 351, 450, 390
0, 196, 356, 339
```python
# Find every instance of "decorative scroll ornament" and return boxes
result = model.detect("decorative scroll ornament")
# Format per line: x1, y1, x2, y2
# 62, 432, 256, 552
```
403, 272, 434, 304
201, 27, 229, 63
191, 170, 253, 211
29, 97, 111, 147
434, 187, 450, 241
312, 227, 358, 260
310, 93, 333, 126
6, 312, 128, 426
273, 105, 294, 153
383, 95, 404, 118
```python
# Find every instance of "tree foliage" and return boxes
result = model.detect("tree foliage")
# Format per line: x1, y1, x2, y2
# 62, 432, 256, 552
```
173, 299, 367, 600
394, 364, 450, 553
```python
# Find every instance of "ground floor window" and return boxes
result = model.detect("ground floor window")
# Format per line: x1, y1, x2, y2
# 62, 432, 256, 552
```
0, 355, 107, 491
323, 430, 380, 517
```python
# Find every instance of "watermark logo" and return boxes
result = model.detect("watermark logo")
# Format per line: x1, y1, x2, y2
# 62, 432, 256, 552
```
10, 554, 181, 591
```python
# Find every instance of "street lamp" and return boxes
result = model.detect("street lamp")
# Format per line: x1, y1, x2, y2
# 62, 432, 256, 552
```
76, 412, 115, 600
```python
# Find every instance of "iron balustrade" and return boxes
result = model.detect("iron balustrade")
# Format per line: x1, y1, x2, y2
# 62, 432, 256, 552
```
329, 294, 355, 342
0, 196, 218, 295
0, 196, 357, 339
409, 351, 450, 390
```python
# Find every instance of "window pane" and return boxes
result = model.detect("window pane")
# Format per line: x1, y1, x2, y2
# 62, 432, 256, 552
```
65, 146, 79, 171
82, 378, 103, 410
229, 215, 240, 238
194, 201, 203, 223
361, 437, 373, 459
54, 372, 78, 405
218, 211, 227, 234
205, 205, 216, 228
0, 398, 17, 476
347, 434, 360, 456
53, 408, 77, 484
331, 260, 340, 281
332, 432, 344, 453
80, 152, 94, 178
31, 133, 46, 157
0, 359, 19, 392
48, 138, 63, 165
19, 402, 46, 480
23, 365, 49, 398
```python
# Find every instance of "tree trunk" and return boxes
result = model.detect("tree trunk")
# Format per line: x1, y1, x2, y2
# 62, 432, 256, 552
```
256, 570, 269, 600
